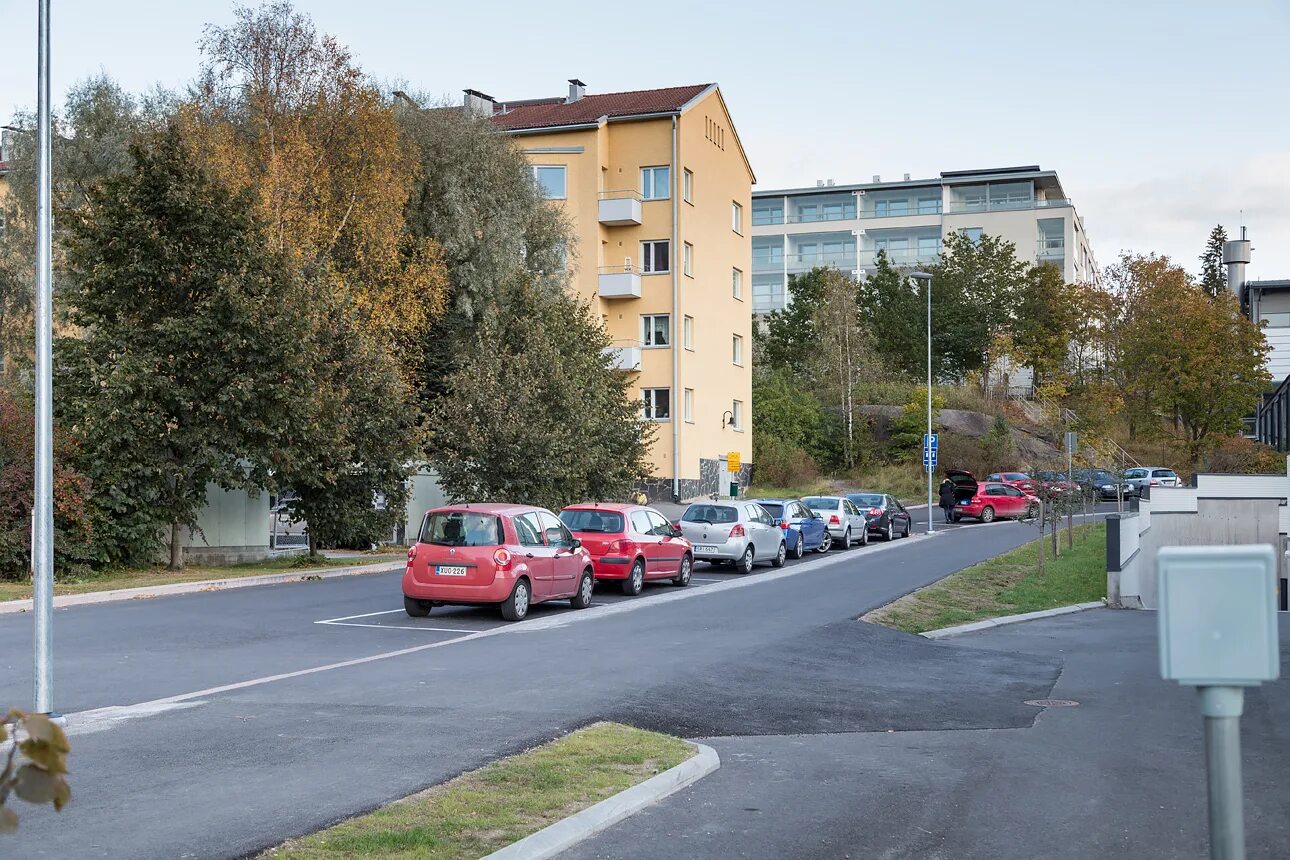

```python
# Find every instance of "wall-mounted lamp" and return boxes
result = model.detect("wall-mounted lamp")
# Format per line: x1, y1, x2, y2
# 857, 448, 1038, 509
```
721, 410, 734, 429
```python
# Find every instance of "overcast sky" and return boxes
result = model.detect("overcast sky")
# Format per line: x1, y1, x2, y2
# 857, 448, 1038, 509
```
4, 0, 1288, 278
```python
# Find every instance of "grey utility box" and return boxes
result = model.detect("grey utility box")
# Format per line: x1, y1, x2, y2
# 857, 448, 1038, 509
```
1157, 546, 1279, 687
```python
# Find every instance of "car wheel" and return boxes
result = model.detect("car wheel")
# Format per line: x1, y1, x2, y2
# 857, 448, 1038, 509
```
841, 529, 852, 550
859, 527, 869, 547
884, 522, 894, 541
403, 596, 431, 618
622, 559, 645, 596
981, 505, 995, 523
1027, 503, 1039, 520
817, 531, 833, 553
737, 545, 755, 574
902, 521, 910, 538
951, 511, 962, 523
500, 578, 530, 622
672, 554, 692, 587
571, 569, 594, 609
772, 540, 787, 568
791, 533, 805, 560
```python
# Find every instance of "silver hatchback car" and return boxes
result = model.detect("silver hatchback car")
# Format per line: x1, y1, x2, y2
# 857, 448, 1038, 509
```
802, 495, 870, 549
678, 501, 788, 574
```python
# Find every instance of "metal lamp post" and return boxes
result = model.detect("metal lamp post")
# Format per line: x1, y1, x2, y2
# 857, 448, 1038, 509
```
911, 272, 933, 533
33, 0, 56, 717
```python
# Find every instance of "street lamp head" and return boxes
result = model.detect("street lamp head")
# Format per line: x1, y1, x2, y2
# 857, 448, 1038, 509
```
910, 271, 933, 281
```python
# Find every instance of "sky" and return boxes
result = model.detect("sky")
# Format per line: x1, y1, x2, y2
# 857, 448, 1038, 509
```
3, 0, 1289, 278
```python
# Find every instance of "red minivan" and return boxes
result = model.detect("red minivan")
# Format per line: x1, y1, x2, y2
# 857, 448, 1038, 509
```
403, 504, 595, 622
559, 503, 694, 595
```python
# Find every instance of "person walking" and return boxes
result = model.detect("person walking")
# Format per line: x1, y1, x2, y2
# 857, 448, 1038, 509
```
938, 477, 956, 523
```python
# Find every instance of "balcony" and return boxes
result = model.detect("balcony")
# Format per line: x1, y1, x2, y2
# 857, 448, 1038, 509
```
598, 191, 643, 226
856, 247, 942, 269
860, 201, 943, 218
1037, 237, 1065, 259
945, 197, 1071, 215
603, 341, 642, 372
597, 265, 643, 299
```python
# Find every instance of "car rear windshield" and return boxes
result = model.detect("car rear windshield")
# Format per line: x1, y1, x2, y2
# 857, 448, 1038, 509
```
682, 504, 739, 524
559, 509, 625, 533
1152, 469, 1177, 478
757, 502, 784, 518
803, 497, 839, 510
1004, 473, 1028, 480
1125, 469, 1147, 478
848, 494, 883, 507
419, 511, 503, 547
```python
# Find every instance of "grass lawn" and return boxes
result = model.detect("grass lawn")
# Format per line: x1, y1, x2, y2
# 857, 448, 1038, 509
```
262, 722, 693, 860
0, 553, 399, 603
864, 522, 1106, 634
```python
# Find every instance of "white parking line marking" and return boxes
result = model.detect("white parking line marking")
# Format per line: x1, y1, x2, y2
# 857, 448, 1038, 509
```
314, 608, 406, 624
691, 577, 724, 583
318, 621, 478, 633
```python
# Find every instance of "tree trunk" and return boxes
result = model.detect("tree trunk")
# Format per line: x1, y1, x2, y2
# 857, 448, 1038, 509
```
1051, 509, 1059, 558
1066, 504, 1074, 550
168, 522, 184, 571
1036, 502, 1045, 577
308, 530, 318, 558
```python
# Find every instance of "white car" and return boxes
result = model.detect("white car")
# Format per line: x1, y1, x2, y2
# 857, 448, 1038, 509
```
802, 496, 869, 549
677, 501, 788, 574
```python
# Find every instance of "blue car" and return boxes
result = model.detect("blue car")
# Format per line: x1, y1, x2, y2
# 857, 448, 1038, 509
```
751, 498, 832, 559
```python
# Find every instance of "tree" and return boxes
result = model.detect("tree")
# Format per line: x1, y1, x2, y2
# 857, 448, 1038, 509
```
427, 275, 651, 510
857, 250, 922, 372
1119, 254, 1269, 466
184, 1, 448, 376
754, 267, 829, 375
1012, 262, 1078, 389
277, 292, 419, 554
395, 96, 574, 402
811, 268, 877, 469
1199, 224, 1229, 299
57, 126, 314, 568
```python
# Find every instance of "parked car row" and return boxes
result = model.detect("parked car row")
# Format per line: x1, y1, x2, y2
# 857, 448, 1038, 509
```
985, 466, 1181, 502
402, 492, 915, 623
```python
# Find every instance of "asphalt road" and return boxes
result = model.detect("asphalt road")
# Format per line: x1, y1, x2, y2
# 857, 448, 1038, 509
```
0, 507, 1109, 858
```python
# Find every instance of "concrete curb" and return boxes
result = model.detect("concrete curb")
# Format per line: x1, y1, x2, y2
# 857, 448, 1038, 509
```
0, 560, 404, 615
484, 741, 720, 860
920, 601, 1106, 639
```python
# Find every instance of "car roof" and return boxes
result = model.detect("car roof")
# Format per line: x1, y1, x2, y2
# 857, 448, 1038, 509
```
563, 502, 635, 513
430, 503, 540, 516
803, 495, 843, 501
751, 497, 789, 504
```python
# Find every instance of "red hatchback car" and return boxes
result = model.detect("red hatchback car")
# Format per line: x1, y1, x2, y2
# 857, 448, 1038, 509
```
560, 504, 693, 595
403, 504, 595, 622
985, 471, 1039, 495
948, 469, 1039, 523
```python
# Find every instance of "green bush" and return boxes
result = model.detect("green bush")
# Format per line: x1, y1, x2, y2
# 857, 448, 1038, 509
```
753, 435, 821, 489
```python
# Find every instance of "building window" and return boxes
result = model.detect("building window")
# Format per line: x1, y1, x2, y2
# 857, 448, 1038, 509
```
753, 199, 783, 226
683, 315, 694, 350
641, 314, 670, 347
732, 268, 743, 300
732, 334, 743, 366
684, 388, 694, 423
731, 399, 744, 431
961, 227, 983, 245
917, 196, 941, 214
683, 169, 693, 204
683, 242, 694, 277
1261, 312, 1290, 328
642, 388, 671, 421
731, 202, 743, 234
641, 166, 670, 201
532, 165, 566, 199
641, 240, 670, 274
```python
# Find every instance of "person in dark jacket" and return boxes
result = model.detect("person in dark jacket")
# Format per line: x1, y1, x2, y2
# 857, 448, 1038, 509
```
938, 478, 956, 522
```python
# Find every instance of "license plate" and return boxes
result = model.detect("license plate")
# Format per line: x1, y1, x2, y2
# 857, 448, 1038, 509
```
695, 545, 720, 554
959, 500, 969, 506
435, 565, 467, 577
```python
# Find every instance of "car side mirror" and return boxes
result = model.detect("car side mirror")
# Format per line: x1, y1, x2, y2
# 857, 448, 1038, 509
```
570, 538, 582, 551
670, 527, 683, 538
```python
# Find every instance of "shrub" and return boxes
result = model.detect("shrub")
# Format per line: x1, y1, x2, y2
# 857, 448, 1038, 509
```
753, 435, 820, 488
1203, 435, 1286, 475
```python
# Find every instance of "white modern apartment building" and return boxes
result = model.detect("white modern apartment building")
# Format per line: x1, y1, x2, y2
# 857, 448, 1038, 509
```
750, 165, 1098, 314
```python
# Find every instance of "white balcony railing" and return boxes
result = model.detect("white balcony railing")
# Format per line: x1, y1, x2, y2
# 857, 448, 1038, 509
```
603, 341, 642, 371
598, 264, 643, 299
598, 191, 643, 226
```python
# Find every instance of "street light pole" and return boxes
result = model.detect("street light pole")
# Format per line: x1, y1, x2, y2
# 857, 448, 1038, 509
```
33, 0, 56, 716
912, 272, 933, 534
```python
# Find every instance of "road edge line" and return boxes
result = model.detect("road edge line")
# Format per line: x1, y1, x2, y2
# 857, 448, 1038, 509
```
920, 601, 1107, 639
482, 741, 720, 860
0, 560, 404, 615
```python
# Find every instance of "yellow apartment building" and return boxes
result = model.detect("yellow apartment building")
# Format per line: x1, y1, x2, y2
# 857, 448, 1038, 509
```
474, 80, 755, 501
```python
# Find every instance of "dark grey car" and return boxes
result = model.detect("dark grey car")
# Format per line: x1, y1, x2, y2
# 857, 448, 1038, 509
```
845, 492, 912, 540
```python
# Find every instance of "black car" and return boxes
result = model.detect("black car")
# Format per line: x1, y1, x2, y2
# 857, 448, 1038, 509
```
1072, 468, 1132, 500
846, 492, 913, 540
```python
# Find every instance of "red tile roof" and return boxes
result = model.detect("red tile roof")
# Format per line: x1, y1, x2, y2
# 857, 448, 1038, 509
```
489, 83, 713, 131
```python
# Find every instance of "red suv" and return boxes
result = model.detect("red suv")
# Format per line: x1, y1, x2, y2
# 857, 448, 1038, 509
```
560, 504, 693, 595
403, 504, 595, 622
948, 470, 1038, 523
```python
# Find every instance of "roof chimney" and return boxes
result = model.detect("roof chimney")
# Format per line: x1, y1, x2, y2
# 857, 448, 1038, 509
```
462, 88, 495, 118
872, 174, 881, 183
903, 173, 911, 181
566, 79, 587, 104
826, 178, 835, 187
816, 180, 825, 187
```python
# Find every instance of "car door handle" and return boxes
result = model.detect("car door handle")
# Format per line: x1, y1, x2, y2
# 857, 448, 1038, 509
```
525, 553, 535, 558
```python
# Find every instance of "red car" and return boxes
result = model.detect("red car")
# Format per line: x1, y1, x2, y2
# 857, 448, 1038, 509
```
985, 471, 1039, 495
947, 469, 1039, 523
403, 504, 595, 622
560, 503, 693, 594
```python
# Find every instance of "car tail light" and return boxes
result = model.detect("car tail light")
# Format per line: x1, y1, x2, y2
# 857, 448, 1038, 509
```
672, 521, 682, 531
607, 539, 624, 553
829, 514, 840, 525
493, 548, 512, 568
1149, 479, 1159, 486
729, 523, 746, 538
779, 520, 790, 530
407, 545, 417, 560
868, 508, 881, 517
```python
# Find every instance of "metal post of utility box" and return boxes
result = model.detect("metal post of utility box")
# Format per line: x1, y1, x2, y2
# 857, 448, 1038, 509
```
1157, 546, 1280, 860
